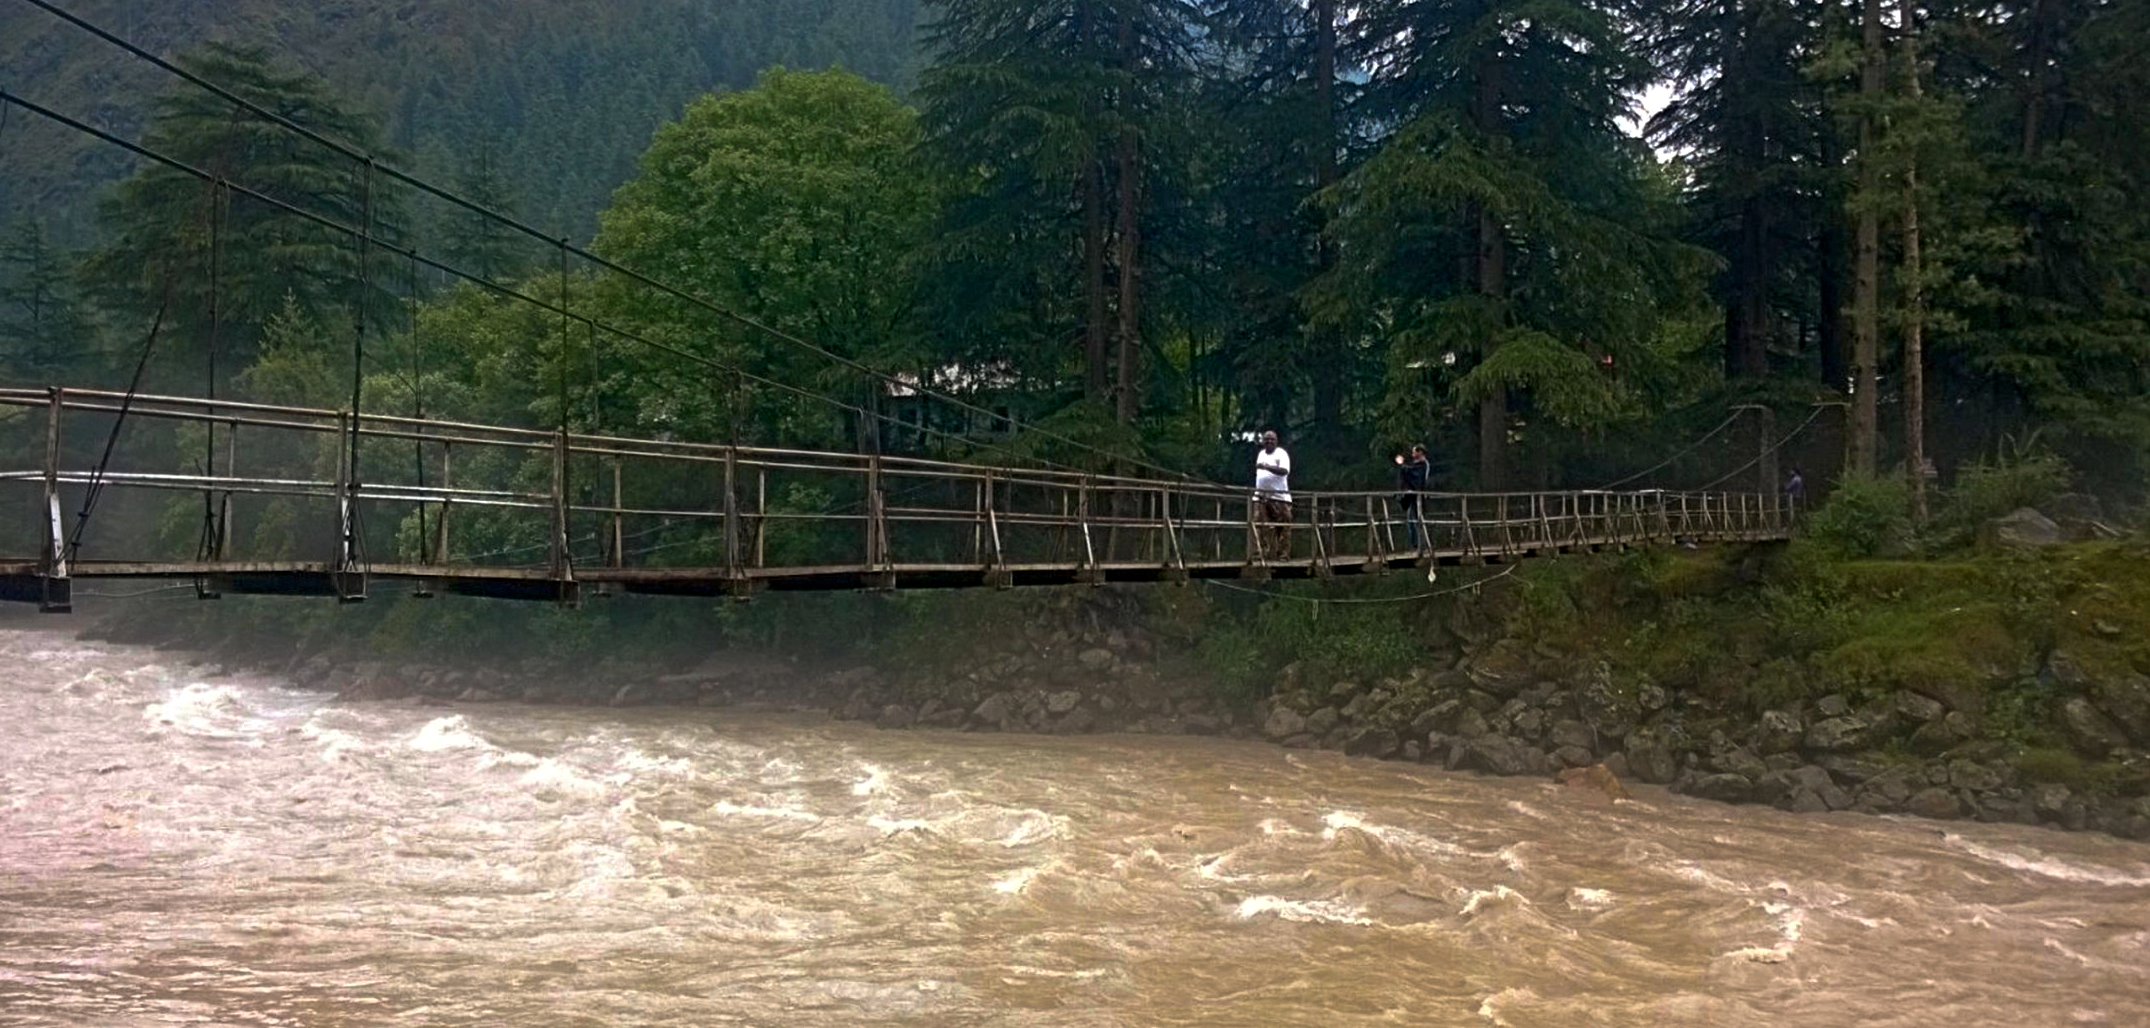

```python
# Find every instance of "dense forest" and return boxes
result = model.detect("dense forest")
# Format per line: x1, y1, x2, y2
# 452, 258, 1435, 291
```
1, 0, 2145, 570
0, 0, 922, 240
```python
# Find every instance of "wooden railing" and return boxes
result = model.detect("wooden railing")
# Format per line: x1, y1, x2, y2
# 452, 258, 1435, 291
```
0, 387, 1793, 611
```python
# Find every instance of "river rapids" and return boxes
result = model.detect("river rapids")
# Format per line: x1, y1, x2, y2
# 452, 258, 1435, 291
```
2, 627, 2147, 1026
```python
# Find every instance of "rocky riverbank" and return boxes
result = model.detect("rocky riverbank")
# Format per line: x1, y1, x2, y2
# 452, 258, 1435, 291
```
59, 541, 2150, 844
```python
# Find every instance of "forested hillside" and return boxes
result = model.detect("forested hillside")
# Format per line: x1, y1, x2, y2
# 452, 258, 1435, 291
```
0, 0, 2145, 573
0, 0, 921, 240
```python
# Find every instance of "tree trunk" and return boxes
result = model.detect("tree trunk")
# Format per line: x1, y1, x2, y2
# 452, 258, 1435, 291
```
1082, 158, 1109, 403
1476, 205, 1507, 491
2020, 0, 2050, 159
1724, 1, 1771, 380
1307, 0, 1342, 440
1113, 15, 1141, 426
1471, 55, 1507, 490
1848, 0, 1883, 478
1901, 0, 1926, 520
1077, 0, 1108, 403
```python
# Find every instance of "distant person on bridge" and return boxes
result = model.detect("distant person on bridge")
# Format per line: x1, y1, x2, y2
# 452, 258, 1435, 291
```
1254, 430, 1292, 559
1785, 468, 1805, 519
1394, 444, 1429, 552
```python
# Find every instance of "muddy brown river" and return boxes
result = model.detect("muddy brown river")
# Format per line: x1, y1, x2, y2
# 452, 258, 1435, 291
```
2, 627, 2147, 1026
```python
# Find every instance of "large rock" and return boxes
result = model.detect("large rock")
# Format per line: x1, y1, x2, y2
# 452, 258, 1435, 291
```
1305, 707, 1342, 736
1895, 692, 1946, 724
1575, 670, 1640, 741
1906, 787, 1964, 820
1979, 507, 2064, 549
1712, 747, 1769, 781
1263, 706, 1309, 741
1624, 728, 1679, 785
1342, 727, 1402, 758
2088, 673, 2150, 745
876, 704, 918, 730
1947, 759, 2006, 794
1755, 710, 1804, 755
1046, 690, 1083, 714
1548, 719, 1597, 754
2059, 697, 2130, 756
1687, 773, 1755, 804
1452, 707, 1490, 740
1804, 716, 1872, 753
1466, 642, 1534, 698
1461, 735, 1535, 776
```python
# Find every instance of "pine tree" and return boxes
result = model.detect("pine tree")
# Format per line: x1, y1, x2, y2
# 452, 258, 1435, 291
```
0, 218, 92, 381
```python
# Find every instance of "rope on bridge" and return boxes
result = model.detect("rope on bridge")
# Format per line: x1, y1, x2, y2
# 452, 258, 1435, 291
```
1694, 405, 1832, 491
12, 0, 1212, 488
1592, 410, 1743, 490
0, 88, 1121, 490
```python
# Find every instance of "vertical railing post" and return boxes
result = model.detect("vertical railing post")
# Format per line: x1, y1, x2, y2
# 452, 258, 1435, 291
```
724, 445, 741, 577
754, 467, 767, 568
433, 442, 453, 565
38, 388, 69, 613
865, 453, 889, 586
332, 411, 366, 602
549, 429, 575, 605
608, 457, 624, 569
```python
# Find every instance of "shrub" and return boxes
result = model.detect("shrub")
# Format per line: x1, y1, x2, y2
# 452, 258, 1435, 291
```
1803, 473, 1914, 558
1930, 444, 2072, 550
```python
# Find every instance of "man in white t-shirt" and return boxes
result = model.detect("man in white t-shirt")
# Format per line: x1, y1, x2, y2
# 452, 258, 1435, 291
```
1253, 429, 1292, 558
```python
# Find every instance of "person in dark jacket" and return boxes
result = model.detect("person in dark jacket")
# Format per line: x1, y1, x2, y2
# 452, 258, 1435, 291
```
1394, 444, 1429, 551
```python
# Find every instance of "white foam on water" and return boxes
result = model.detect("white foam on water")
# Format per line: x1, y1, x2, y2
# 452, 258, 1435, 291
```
712, 800, 822, 824
1477, 987, 1536, 1026
142, 682, 268, 742
1257, 818, 1303, 837
1566, 887, 1615, 910
613, 747, 695, 777
1321, 810, 1472, 857
1459, 885, 1525, 917
516, 759, 611, 800
299, 720, 368, 763
407, 715, 492, 754
851, 764, 890, 796
868, 815, 935, 835
1946, 835, 2150, 887
1234, 895, 1373, 926
992, 864, 1047, 895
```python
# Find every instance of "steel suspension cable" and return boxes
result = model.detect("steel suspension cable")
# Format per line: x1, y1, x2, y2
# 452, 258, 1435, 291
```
11, 0, 1211, 485
0, 89, 1105, 481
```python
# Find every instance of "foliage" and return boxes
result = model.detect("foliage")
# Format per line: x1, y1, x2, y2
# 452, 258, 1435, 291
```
1802, 473, 1914, 559
1928, 440, 2072, 548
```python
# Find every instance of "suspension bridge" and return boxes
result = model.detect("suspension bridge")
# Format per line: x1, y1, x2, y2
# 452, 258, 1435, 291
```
0, 1, 1805, 614
0, 386, 1793, 613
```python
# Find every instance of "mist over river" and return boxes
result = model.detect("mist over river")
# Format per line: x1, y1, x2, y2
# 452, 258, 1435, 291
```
2, 627, 2147, 1026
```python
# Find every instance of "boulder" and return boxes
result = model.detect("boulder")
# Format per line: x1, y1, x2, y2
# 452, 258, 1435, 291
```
1400, 741, 1422, 762
1946, 759, 2006, 794
1787, 789, 1830, 814
1895, 692, 1946, 724
1510, 707, 1547, 742
2088, 673, 2150, 745
1548, 719, 1597, 754
1624, 728, 1679, 785
1575, 670, 1640, 740
1305, 707, 1342, 736
1055, 707, 1099, 734
2059, 697, 2130, 757
1905, 787, 1963, 820
1552, 745, 1597, 768
1342, 727, 1402, 759
1803, 716, 1872, 753
2030, 783, 2075, 822
1979, 507, 2064, 549
1637, 681, 1672, 713
1466, 642, 1534, 698
1453, 707, 1490, 740
1712, 747, 1769, 781
1046, 690, 1083, 714
1339, 693, 1371, 721
1408, 705, 1448, 739
922, 707, 967, 729
1262, 706, 1308, 741
1076, 647, 1114, 670
876, 704, 918, 730
1815, 753, 1891, 784
1816, 694, 1852, 718
1755, 710, 1804, 755
1461, 735, 1535, 776
1688, 773, 1755, 804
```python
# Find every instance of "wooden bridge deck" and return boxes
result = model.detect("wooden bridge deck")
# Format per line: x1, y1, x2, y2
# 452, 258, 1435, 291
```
0, 386, 1791, 611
